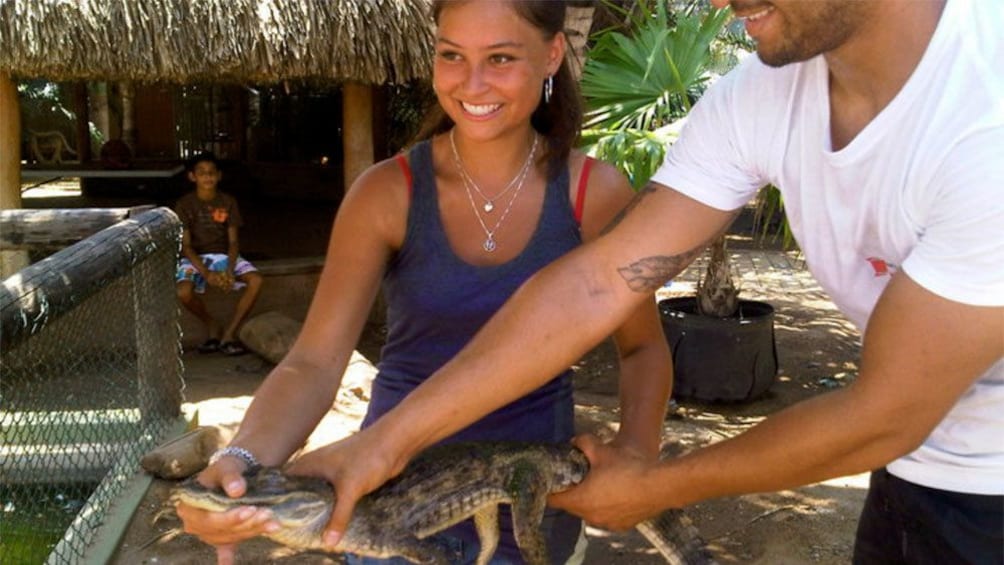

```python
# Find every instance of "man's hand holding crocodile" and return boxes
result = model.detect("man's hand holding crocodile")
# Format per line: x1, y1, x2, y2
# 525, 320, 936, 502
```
549, 433, 666, 532
285, 424, 412, 550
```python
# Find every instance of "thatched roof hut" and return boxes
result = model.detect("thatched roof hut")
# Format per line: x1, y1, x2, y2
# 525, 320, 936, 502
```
0, 0, 434, 85
0, 0, 437, 215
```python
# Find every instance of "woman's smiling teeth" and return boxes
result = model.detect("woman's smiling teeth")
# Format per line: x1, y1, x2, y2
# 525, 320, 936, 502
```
461, 101, 501, 116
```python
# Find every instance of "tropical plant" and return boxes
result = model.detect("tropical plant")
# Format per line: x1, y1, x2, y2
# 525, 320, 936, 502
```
579, 0, 742, 317
752, 184, 796, 249
17, 80, 102, 150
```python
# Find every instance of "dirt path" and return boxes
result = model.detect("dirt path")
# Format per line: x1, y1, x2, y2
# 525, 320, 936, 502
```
113, 248, 866, 564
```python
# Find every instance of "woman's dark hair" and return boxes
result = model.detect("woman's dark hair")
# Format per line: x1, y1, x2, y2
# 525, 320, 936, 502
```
415, 0, 582, 180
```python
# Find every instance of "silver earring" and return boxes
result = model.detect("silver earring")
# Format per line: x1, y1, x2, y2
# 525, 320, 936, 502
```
544, 75, 553, 104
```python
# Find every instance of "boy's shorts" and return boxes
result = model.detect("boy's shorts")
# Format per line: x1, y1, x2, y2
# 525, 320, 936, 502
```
176, 254, 257, 294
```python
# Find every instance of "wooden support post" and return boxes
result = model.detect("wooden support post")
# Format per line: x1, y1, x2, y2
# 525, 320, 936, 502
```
121, 82, 135, 151
341, 82, 385, 325
342, 81, 374, 189
73, 82, 92, 161
0, 73, 29, 278
0, 73, 20, 210
91, 81, 110, 143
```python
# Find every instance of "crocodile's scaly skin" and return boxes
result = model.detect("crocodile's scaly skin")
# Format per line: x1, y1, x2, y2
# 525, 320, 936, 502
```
173, 441, 716, 565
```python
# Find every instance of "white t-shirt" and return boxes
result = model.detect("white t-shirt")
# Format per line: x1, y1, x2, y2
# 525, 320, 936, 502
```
652, 0, 1004, 495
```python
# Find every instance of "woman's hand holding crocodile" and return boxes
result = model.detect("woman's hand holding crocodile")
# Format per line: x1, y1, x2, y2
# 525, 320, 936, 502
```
175, 455, 280, 563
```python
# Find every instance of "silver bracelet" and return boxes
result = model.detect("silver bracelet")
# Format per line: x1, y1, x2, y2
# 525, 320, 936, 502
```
209, 446, 261, 470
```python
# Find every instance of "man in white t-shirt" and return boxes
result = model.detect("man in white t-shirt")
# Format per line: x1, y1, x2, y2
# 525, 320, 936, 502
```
229, 1, 1002, 562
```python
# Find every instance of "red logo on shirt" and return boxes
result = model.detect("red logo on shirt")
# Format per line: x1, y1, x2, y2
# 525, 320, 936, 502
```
211, 208, 229, 223
866, 257, 898, 277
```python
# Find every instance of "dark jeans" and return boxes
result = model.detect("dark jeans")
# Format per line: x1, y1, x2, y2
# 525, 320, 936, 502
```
853, 468, 1004, 564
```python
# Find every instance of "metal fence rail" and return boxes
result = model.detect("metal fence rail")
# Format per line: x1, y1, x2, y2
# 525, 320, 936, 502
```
1, 207, 184, 565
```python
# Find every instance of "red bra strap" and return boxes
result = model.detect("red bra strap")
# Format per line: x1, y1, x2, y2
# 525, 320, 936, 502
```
395, 153, 413, 198
574, 157, 594, 225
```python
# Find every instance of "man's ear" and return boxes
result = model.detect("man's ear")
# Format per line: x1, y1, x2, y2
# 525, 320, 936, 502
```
188, 171, 196, 183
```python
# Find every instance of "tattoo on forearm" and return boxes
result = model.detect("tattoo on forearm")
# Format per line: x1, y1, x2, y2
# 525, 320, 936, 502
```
601, 183, 658, 236
616, 211, 741, 293
617, 249, 705, 293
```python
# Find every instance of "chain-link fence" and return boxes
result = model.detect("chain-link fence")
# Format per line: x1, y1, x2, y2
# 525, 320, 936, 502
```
1, 208, 184, 565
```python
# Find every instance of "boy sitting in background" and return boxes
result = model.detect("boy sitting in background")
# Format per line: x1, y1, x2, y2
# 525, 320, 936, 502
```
175, 152, 263, 356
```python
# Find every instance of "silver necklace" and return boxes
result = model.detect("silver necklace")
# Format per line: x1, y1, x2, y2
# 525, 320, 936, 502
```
453, 133, 538, 252
450, 129, 538, 213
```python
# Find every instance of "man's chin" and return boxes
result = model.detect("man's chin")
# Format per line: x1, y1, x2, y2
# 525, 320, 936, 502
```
755, 47, 814, 68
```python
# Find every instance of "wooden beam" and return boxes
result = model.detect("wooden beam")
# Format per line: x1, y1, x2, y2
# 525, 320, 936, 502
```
0, 205, 155, 251
1, 207, 180, 348
342, 81, 374, 189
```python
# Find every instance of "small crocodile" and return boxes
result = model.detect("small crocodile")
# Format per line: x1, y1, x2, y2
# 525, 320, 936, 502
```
173, 441, 716, 565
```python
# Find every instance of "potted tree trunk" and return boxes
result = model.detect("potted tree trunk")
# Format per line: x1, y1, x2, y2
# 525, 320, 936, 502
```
581, 1, 777, 402
658, 234, 778, 402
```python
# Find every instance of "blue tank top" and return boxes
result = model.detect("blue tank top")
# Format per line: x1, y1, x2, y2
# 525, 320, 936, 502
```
361, 139, 581, 445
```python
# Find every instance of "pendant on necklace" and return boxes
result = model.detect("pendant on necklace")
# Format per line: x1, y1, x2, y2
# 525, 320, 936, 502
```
483, 237, 497, 252
483, 201, 494, 213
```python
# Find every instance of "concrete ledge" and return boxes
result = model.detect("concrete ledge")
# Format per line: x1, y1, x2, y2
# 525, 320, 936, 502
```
254, 255, 326, 276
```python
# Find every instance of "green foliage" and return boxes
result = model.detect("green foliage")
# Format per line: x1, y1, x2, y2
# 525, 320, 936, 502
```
17, 80, 75, 133
579, 2, 731, 189
753, 185, 798, 250
17, 80, 102, 148
581, 2, 730, 133
580, 1, 747, 316
580, 124, 678, 190
385, 80, 436, 154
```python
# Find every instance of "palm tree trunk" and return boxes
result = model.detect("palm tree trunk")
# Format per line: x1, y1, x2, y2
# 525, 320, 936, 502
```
564, 3, 595, 80
697, 235, 739, 317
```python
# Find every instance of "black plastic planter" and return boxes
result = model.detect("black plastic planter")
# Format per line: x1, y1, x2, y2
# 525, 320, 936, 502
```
659, 297, 778, 402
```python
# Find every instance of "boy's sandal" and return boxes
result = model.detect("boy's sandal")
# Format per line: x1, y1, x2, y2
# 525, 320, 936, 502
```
197, 338, 220, 354
220, 341, 247, 356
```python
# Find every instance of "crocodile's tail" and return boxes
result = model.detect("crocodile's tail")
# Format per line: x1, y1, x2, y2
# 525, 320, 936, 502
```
636, 509, 718, 565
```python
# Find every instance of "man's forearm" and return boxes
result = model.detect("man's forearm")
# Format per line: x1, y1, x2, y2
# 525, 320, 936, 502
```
653, 383, 926, 511
366, 186, 736, 468
369, 242, 650, 466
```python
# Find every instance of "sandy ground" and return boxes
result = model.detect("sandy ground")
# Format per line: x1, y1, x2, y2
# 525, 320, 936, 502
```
111, 245, 868, 565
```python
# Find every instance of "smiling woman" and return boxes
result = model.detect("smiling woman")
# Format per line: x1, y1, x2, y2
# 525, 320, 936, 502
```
173, 1, 674, 564
420, 0, 581, 183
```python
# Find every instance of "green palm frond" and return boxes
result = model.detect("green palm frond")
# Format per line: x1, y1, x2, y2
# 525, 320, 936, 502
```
581, 127, 676, 189
581, 3, 730, 132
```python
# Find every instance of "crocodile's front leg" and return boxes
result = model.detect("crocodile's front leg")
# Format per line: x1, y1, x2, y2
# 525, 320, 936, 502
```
472, 505, 500, 565
507, 462, 550, 565
395, 537, 451, 565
